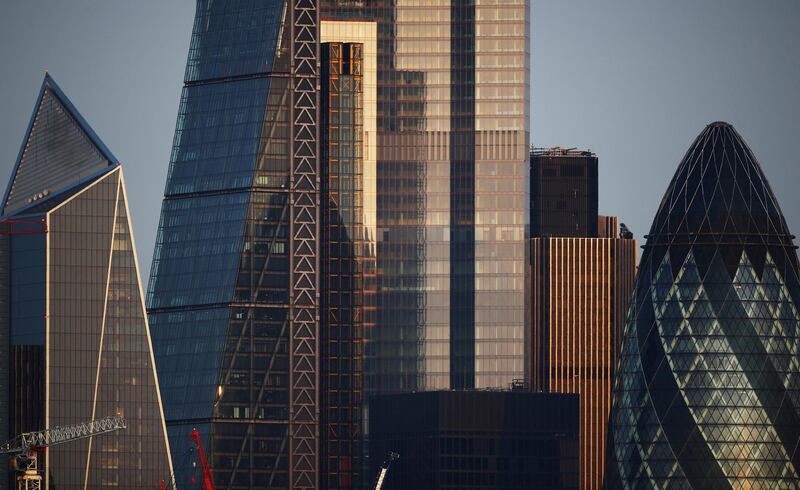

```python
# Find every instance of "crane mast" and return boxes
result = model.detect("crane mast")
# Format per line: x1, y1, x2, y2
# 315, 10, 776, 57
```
373, 451, 399, 490
0, 416, 126, 490
189, 428, 215, 490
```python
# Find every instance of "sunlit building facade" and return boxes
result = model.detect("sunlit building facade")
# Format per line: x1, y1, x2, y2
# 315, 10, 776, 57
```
0, 75, 172, 489
528, 146, 637, 489
320, 39, 376, 489
606, 122, 800, 488
529, 230, 636, 490
322, 0, 530, 392
146, 1, 320, 488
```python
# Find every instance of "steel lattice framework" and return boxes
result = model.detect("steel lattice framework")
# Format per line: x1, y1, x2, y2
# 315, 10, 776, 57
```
1, 416, 126, 454
290, 0, 320, 488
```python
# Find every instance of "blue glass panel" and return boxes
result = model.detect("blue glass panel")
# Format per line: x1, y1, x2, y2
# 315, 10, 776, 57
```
150, 308, 230, 421
185, 0, 286, 82
166, 78, 270, 195
10, 233, 46, 345
147, 192, 249, 309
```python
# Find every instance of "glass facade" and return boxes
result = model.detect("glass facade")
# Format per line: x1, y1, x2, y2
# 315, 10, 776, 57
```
320, 41, 374, 489
147, 1, 320, 488
321, 0, 530, 392
606, 122, 800, 488
529, 234, 637, 490
1, 76, 172, 489
530, 148, 599, 238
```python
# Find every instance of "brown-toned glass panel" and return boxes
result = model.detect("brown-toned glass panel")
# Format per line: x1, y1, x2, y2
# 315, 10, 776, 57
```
47, 169, 119, 487
529, 236, 637, 490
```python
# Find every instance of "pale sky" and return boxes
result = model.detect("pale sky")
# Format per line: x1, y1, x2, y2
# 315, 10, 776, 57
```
1, 1, 798, 279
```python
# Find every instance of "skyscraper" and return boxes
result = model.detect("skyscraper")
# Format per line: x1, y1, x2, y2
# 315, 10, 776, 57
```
529, 229, 636, 490
606, 122, 800, 488
322, 0, 530, 392
146, 2, 319, 488
530, 147, 599, 238
528, 149, 636, 489
320, 40, 375, 489
0, 74, 172, 489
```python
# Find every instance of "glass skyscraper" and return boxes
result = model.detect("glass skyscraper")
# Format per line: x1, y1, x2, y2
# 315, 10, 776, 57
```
321, 0, 530, 392
320, 40, 374, 489
147, 1, 319, 488
528, 148, 637, 489
0, 74, 172, 489
606, 122, 800, 488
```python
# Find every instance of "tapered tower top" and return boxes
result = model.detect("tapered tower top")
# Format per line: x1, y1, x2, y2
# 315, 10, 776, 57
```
1, 74, 118, 216
647, 122, 793, 247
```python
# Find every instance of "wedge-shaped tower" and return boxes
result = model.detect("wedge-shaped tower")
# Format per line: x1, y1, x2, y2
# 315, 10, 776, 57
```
606, 122, 800, 488
0, 75, 173, 489
146, 1, 320, 488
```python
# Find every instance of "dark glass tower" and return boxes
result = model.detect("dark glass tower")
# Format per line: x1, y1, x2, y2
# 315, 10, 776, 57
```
530, 147, 599, 238
606, 122, 800, 488
0, 75, 173, 489
146, 2, 319, 488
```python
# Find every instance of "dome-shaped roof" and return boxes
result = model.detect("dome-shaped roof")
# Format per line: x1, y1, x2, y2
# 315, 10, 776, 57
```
648, 122, 792, 245
645, 122, 796, 278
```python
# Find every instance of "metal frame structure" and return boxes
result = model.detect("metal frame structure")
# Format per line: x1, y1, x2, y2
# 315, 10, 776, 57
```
0, 416, 126, 490
290, 0, 320, 487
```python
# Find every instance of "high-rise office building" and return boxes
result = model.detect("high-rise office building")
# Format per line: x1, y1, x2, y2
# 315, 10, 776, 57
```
369, 390, 580, 489
529, 230, 636, 490
530, 147, 598, 238
0, 74, 172, 489
528, 149, 636, 489
606, 122, 800, 488
322, 0, 530, 392
320, 40, 375, 489
146, 2, 320, 488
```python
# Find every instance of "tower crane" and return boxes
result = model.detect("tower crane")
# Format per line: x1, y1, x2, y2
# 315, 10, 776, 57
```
373, 451, 399, 490
0, 416, 126, 490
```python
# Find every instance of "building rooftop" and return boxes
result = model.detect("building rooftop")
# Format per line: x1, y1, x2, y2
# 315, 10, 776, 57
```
530, 146, 595, 157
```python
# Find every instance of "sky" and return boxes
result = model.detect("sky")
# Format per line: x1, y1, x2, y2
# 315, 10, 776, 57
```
0, 1, 799, 281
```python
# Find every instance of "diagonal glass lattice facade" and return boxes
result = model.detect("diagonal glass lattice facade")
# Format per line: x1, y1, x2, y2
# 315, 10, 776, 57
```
606, 122, 800, 488
147, 1, 320, 488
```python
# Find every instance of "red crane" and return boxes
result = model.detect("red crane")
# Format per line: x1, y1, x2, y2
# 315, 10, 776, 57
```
189, 428, 215, 490
159, 428, 214, 490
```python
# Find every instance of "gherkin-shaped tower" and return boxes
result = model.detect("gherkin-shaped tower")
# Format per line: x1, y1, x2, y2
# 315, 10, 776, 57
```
606, 122, 800, 488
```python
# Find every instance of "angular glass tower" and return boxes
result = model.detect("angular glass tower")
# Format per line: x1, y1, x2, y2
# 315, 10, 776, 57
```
146, 1, 319, 488
606, 122, 800, 488
0, 74, 173, 489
